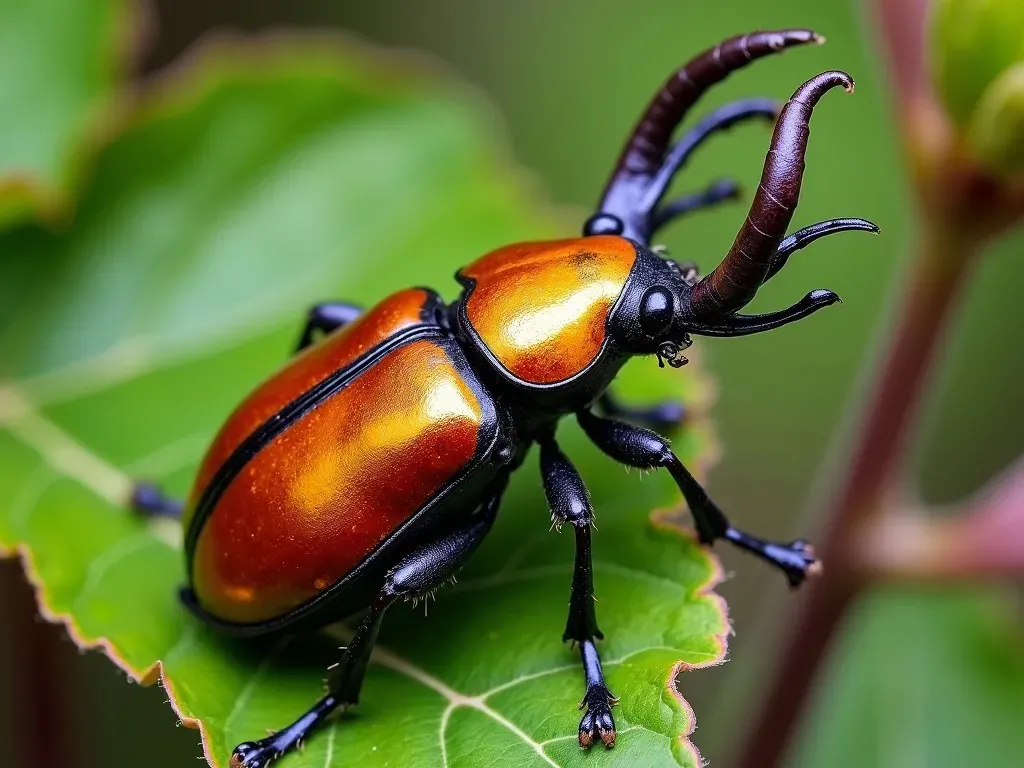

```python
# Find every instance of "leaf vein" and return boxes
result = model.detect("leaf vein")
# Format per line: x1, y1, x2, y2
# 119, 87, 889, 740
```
72, 532, 160, 613
222, 636, 294, 739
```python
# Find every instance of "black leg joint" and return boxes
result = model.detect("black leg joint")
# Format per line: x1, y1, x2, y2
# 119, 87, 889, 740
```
576, 409, 723, 543
540, 436, 593, 529
576, 409, 672, 469
577, 409, 821, 585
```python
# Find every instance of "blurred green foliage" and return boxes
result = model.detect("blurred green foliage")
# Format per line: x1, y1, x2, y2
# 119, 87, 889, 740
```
796, 589, 1024, 768
934, 0, 1024, 126
0, 0, 129, 225
968, 62, 1024, 173
934, 0, 1024, 173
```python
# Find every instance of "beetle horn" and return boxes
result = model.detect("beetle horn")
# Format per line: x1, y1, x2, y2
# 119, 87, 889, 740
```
688, 70, 855, 319
585, 29, 823, 244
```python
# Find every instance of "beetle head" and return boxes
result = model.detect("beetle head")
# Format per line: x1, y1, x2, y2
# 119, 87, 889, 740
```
606, 247, 699, 368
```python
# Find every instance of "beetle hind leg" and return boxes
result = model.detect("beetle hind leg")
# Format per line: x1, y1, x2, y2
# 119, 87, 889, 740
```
539, 435, 618, 748
129, 482, 183, 519
230, 479, 508, 768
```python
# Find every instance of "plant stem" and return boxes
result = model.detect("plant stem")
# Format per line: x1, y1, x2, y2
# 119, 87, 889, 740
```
734, 226, 974, 768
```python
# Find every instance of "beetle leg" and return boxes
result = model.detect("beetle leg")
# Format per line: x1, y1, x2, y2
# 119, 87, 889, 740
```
229, 478, 507, 768
295, 301, 362, 352
129, 482, 183, 519
650, 178, 740, 231
597, 390, 686, 433
539, 436, 617, 749
576, 410, 822, 587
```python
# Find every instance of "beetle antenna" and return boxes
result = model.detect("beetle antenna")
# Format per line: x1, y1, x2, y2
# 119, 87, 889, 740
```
585, 29, 822, 244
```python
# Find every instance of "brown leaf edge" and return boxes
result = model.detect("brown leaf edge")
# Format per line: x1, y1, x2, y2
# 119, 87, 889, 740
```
0, 0, 149, 227
652, 344, 729, 768
1, 28, 730, 768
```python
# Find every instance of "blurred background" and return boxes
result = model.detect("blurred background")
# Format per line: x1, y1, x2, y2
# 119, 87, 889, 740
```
1, 0, 1021, 766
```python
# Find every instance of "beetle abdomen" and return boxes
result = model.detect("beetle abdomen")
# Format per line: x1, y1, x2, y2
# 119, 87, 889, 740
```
457, 236, 636, 386
184, 292, 501, 625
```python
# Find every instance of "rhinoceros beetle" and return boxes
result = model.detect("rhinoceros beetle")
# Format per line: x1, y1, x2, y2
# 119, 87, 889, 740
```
132, 28, 878, 766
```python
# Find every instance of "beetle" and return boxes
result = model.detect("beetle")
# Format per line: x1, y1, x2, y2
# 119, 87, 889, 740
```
132, 29, 878, 766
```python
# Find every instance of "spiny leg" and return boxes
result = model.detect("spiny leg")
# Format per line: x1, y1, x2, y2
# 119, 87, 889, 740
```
597, 390, 686, 433
576, 410, 820, 587
231, 596, 388, 768
539, 434, 616, 748
230, 479, 507, 768
295, 301, 362, 352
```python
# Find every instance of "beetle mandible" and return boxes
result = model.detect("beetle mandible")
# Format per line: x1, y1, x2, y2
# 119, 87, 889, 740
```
132, 29, 878, 766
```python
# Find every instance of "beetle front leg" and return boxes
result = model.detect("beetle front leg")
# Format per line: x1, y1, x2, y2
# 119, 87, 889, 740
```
130, 483, 183, 519
295, 301, 363, 352
576, 410, 821, 587
598, 390, 686, 433
230, 479, 507, 768
539, 435, 617, 749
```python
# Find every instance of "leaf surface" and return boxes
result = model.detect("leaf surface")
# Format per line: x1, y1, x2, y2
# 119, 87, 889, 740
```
0, 35, 727, 768
0, 0, 132, 224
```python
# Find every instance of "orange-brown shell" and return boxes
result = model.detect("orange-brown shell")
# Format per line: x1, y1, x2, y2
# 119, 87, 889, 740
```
184, 290, 496, 624
459, 236, 636, 385
186, 288, 433, 513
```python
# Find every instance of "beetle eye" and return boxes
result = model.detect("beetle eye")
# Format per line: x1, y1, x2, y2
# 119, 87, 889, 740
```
638, 286, 675, 337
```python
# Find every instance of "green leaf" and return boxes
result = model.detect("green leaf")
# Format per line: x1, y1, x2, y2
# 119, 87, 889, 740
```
932, 0, 1024, 128
793, 588, 1024, 768
0, 35, 727, 768
0, 0, 133, 226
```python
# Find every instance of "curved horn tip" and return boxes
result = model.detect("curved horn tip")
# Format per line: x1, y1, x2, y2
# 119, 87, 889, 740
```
809, 289, 842, 305
794, 70, 856, 104
773, 29, 822, 46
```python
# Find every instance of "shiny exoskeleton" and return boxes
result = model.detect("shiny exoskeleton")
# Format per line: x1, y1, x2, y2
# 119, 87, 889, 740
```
133, 29, 878, 766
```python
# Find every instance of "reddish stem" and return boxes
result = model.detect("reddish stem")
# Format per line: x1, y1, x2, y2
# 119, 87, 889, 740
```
734, 230, 973, 768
